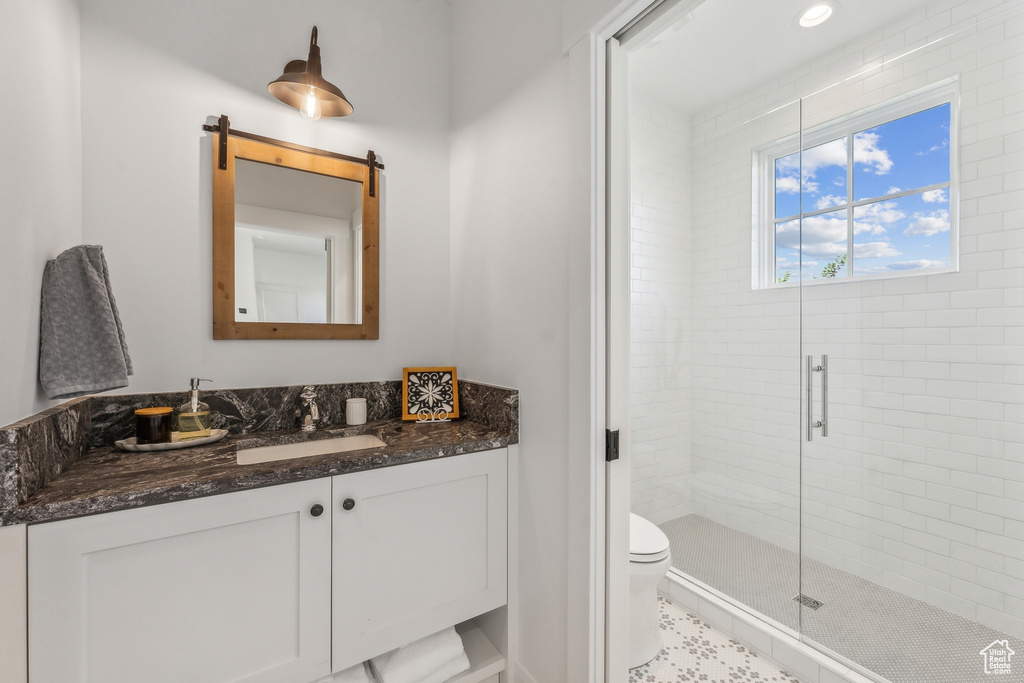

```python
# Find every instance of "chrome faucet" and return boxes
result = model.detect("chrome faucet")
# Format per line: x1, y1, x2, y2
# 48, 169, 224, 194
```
299, 386, 320, 432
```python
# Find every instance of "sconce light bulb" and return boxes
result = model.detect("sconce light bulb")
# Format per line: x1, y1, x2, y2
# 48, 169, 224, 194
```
300, 88, 322, 122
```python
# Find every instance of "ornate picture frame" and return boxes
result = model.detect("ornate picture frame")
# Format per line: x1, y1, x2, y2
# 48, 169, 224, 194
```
401, 367, 460, 421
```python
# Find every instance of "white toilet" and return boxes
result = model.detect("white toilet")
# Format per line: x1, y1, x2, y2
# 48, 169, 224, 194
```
628, 513, 672, 669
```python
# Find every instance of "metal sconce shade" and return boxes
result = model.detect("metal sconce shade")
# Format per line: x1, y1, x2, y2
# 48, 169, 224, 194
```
268, 27, 353, 119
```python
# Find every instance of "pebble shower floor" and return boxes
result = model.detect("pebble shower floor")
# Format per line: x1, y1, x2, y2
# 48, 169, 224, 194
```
628, 597, 803, 683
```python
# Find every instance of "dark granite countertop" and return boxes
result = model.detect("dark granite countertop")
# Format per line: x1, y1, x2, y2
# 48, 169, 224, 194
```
8, 417, 512, 525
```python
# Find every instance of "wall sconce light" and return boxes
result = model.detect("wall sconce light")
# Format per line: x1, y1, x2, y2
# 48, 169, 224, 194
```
268, 27, 353, 121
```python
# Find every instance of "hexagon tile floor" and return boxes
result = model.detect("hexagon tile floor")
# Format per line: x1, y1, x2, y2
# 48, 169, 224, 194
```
628, 596, 804, 683
659, 514, 1024, 683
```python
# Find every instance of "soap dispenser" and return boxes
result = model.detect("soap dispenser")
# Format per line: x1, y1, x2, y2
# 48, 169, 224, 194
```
177, 378, 213, 440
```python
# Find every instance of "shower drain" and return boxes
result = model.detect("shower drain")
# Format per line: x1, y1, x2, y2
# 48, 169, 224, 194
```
793, 594, 824, 610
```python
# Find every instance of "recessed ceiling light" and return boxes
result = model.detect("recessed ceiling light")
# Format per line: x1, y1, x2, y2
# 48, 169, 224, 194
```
798, 1, 838, 28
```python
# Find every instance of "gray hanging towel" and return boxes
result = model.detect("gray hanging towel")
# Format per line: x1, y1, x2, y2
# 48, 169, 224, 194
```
38, 245, 133, 400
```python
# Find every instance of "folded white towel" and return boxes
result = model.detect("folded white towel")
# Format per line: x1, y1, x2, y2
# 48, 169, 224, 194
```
369, 627, 466, 683
419, 651, 471, 683
333, 661, 373, 683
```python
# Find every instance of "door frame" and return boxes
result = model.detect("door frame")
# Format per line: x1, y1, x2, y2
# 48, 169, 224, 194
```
589, 2, 711, 681
586, 8, 647, 681
603, 31, 631, 683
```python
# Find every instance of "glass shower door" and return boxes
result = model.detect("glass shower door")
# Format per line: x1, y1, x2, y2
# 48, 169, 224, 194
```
655, 93, 805, 632
797, 4, 1024, 681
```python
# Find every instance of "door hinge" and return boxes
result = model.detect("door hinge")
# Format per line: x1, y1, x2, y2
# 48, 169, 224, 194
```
605, 429, 620, 462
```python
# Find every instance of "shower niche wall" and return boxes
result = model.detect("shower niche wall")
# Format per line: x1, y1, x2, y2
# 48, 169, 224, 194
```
625, 2, 1023, 682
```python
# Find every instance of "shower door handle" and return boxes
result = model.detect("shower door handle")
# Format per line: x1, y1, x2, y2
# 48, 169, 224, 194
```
806, 355, 828, 441
806, 355, 817, 441
820, 354, 828, 437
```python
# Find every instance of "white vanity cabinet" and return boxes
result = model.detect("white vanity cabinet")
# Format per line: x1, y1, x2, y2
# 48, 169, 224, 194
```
331, 448, 508, 673
25, 447, 510, 683
28, 478, 333, 683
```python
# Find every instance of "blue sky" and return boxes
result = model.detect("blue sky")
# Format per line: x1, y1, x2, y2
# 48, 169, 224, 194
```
774, 103, 951, 281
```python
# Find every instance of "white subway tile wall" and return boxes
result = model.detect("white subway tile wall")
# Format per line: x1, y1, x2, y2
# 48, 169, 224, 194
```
628, 92, 693, 525
630, 0, 1023, 640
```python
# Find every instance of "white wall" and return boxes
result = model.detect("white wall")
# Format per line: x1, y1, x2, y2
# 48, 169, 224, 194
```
234, 226, 260, 323
632, 0, 1023, 638
561, 0, 637, 52
628, 92, 693, 525
449, 1, 599, 680
78, 0, 453, 394
253, 247, 328, 322
689, 100, 804, 552
235, 204, 354, 324
0, 0, 83, 427
3, 0, 610, 679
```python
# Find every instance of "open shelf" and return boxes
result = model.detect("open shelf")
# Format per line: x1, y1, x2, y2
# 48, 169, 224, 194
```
446, 620, 505, 683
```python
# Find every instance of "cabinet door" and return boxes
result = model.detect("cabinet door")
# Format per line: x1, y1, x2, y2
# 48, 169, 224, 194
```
332, 449, 507, 671
28, 479, 332, 683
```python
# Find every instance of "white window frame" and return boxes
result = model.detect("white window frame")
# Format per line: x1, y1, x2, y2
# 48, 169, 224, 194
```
755, 79, 959, 289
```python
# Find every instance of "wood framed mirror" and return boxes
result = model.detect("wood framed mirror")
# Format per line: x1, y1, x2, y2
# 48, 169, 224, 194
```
211, 129, 379, 339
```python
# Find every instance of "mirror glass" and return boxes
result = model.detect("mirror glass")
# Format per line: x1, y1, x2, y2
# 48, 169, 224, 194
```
234, 160, 362, 325
211, 132, 379, 340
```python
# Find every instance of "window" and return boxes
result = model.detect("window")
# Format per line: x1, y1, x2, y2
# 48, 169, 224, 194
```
758, 83, 957, 287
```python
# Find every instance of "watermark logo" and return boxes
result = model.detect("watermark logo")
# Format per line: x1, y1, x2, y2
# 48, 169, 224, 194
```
980, 640, 1015, 675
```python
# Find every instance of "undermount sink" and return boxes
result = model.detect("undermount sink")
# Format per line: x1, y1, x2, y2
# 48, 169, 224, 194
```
236, 434, 387, 465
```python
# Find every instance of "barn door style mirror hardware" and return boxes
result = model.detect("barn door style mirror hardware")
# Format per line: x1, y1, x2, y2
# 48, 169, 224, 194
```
202, 116, 382, 197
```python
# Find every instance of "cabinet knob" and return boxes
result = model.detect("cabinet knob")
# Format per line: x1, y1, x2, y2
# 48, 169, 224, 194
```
342, 498, 356, 511
310, 504, 324, 517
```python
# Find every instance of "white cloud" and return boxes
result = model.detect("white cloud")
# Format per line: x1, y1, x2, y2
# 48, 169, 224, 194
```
886, 259, 948, 270
776, 176, 801, 194
853, 220, 888, 236
815, 194, 845, 210
854, 241, 901, 259
904, 209, 950, 236
776, 214, 847, 257
887, 186, 902, 195
853, 131, 894, 175
856, 201, 905, 223
922, 189, 947, 203
802, 139, 848, 172
775, 138, 846, 195
804, 244, 846, 257
852, 201, 904, 235
917, 139, 949, 156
